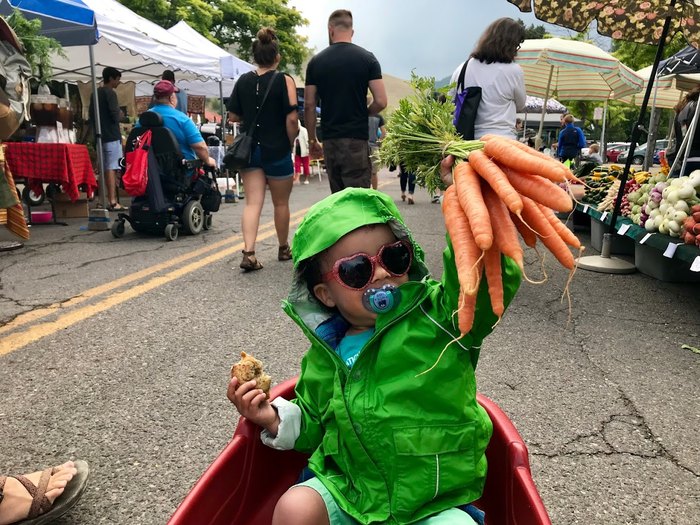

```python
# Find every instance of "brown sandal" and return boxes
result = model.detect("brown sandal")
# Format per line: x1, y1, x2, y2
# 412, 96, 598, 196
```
0, 460, 90, 525
240, 250, 263, 271
278, 244, 292, 261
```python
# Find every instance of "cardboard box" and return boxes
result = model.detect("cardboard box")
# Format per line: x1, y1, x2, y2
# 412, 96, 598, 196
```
51, 192, 90, 219
590, 217, 635, 255
634, 242, 700, 283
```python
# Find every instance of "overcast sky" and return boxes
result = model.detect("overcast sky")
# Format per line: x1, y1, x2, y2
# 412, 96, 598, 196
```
288, 0, 577, 80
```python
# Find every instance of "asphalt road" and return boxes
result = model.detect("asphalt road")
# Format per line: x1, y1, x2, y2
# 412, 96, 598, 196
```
1, 169, 698, 525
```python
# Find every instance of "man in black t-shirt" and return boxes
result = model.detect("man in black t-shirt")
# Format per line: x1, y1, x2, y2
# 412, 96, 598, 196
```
89, 66, 125, 210
304, 9, 387, 193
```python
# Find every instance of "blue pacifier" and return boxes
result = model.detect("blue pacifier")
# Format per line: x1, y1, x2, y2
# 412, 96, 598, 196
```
362, 284, 401, 314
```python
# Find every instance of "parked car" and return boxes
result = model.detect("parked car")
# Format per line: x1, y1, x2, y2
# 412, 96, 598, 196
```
618, 140, 668, 165
604, 142, 631, 163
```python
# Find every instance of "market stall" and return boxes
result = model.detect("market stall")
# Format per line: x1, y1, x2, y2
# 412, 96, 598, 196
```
3, 142, 96, 198
573, 165, 700, 281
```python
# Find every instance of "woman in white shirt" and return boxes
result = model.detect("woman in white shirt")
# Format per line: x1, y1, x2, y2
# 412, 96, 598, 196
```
450, 18, 527, 140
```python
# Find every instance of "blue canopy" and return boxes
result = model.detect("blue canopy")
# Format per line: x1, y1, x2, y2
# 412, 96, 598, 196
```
0, 0, 97, 46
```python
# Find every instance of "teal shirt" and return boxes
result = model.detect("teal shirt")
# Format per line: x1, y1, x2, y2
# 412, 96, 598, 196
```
138, 104, 203, 162
336, 328, 375, 369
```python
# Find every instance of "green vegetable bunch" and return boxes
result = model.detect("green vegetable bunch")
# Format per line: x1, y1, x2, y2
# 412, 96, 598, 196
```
378, 74, 483, 193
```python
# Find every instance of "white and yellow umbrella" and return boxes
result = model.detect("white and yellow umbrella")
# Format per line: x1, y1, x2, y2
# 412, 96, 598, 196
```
617, 66, 700, 109
517, 38, 644, 141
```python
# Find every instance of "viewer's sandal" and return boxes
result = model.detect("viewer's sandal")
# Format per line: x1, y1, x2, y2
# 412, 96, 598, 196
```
240, 250, 263, 271
0, 460, 90, 525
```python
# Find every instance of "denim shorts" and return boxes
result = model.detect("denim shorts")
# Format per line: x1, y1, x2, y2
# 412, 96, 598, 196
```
242, 145, 294, 179
102, 140, 123, 171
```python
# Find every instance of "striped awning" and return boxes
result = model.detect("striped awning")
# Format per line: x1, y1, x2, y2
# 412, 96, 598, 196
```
617, 66, 696, 109
517, 38, 644, 101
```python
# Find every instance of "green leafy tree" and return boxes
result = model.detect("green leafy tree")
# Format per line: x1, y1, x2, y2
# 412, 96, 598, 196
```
611, 33, 687, 72
5, 9, 63, 84
517, 19, 547, 40
117, 0, 309, 74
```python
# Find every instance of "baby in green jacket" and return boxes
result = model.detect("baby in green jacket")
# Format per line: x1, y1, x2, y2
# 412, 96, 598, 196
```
228, 187, 521, 525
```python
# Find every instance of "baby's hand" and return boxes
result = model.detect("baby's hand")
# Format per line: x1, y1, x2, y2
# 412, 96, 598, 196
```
440, 155, 455, 187
227, 377, 278, 431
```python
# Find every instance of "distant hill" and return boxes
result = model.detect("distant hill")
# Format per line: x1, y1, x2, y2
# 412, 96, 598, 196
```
435, 75, 452, 89
383, 73, 413, 113
289, 71, 413, 115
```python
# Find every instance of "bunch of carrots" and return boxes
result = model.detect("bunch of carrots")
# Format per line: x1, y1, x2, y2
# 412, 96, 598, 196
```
443, 134, 583, 336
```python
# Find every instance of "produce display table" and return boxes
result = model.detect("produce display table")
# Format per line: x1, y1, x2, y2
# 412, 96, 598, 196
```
2, 142, 97, 202
575, 203, 700, 281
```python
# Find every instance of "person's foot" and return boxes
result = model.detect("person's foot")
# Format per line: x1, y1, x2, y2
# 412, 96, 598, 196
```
303, 179, 309, 185
240, 251, 263, 271
431, 195, 441, 204
0, 462, 77, 525
407, 195, 415, 205
278, 244, 292, 261
401, 193, 406, 201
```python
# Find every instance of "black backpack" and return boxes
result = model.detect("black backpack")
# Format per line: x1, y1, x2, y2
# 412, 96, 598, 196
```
559, 126, 580, 158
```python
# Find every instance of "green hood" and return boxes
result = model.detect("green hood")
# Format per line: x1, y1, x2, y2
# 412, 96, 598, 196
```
288, 188, 430, 331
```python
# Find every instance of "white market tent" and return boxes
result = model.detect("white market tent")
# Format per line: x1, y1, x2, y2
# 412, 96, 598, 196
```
134, 21, 254, 98
40, 0, 225, 208
49, 0, 222, 83
169, 21, 253, 85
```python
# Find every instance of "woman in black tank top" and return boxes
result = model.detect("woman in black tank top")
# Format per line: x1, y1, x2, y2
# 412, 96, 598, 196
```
226, 27, 299, 271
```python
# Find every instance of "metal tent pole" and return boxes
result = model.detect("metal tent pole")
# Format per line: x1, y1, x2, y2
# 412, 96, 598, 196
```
537, 65, 554, 141
89, 45, 106, 209
87, 45, 110, 230
600, 99, 608, 156
577, 13, 674, 274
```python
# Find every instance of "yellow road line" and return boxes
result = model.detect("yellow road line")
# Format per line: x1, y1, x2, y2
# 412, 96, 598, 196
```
0, 216, 305, 356
0, 208, 309, 337
0, 182, 398, 354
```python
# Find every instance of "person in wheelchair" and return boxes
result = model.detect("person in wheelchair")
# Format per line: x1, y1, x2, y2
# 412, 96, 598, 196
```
115, 81, 220, 240
139, 80, 215, 173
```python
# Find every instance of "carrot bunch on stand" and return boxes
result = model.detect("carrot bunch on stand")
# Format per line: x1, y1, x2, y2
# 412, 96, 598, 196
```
379, 76, 584, 336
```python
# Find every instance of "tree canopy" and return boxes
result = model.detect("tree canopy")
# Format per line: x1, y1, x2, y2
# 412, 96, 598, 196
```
117, 0, 309, 74
6, 9, 63, 84
611, 33, 688, 72
517, 20, 547, 40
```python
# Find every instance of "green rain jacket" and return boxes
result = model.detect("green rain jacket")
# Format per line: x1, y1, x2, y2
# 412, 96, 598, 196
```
279, 188, 521, 524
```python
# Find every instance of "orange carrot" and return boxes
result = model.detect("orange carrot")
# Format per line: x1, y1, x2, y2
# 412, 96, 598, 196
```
442, 186, 482, 294
520, 196, 575, 269
458, 289, 478, 335
511, 212, 537, 248
482, 182, 524, 270
480, 134, 565, 167
482, 137, 569, 183
483, 247, 504, 318
504, 168, 574, 212
453, 162, 493, 251
479, 135, 583, 184
536, 203, 582, 249
467, 149, 524, 216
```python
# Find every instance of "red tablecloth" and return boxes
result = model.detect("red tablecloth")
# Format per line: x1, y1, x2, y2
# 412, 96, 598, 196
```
2, 142, 97, 202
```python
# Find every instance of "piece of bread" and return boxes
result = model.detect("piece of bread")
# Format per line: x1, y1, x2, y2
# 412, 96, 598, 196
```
230, 351, 272, 397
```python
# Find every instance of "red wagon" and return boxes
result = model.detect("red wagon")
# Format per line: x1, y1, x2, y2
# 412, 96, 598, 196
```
169, 378, 551, 525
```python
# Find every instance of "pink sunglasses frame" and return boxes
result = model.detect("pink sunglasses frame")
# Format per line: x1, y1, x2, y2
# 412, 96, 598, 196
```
321, 239, 413, 290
